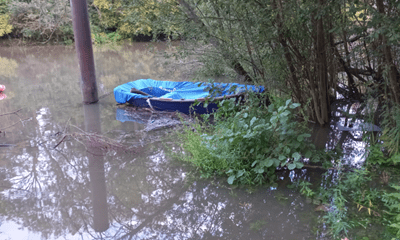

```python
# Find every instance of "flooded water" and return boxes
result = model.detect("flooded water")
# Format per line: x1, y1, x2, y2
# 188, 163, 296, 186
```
0, 43, 334, 239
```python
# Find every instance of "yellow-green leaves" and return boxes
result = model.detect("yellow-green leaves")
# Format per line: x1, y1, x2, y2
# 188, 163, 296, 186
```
0, 14, 12, 37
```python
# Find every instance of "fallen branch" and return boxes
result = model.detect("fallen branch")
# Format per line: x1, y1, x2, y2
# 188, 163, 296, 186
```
0, 117, 31, 132
0, 108, 23, 117
53, 123, 137, 154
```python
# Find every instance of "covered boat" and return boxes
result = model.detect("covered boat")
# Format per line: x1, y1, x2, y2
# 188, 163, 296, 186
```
114, 79, 264, 114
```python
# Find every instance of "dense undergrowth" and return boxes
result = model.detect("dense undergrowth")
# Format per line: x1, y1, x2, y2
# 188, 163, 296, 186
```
174, 89, 400, 239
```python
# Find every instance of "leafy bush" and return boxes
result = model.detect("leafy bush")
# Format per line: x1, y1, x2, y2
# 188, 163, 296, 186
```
178, 93, 315, 185
0, 0, 12, 37
91, 32, 122, 45
0, 13, 12, 36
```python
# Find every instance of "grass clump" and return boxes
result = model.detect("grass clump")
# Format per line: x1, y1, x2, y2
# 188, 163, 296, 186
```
176, 122, 228, 178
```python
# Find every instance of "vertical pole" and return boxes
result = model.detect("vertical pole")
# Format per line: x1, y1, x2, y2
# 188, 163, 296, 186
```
70, 0, 98, 104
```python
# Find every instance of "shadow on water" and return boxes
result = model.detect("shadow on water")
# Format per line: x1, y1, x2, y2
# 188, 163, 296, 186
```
0, 43, 378, 239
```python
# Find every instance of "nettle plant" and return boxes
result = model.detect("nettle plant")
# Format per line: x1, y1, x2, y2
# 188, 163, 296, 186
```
201, 96, 313, 185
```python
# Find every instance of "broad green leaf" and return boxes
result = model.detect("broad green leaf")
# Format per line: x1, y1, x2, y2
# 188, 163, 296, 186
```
237, 169, 245, 177
279, 155, 286, 160
281, 110, 290, 116
295, 162, 304, 168
285, 147, 291, 154
285, 99, 292, 106
273, 159, 280, 167
292, 152, 301, 161
290, 103, 301, 109
268, 104, 275, 112
251, 160, 258, 167
265, 159, 274, 167
297, 135, 304, 141
227, 175, 236, 184
279, 116, 288, 124
288, 163, 296, 170
243, 112, 248, 118
250, 117, 257, 126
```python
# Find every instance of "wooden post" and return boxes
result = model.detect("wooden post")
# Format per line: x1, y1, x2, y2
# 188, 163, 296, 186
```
70, 0, 98, 104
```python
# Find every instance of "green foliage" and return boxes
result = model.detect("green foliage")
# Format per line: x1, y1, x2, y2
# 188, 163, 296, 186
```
366, 143, 400, 166
175, 120, 227, 178
381, 104, 400, 157
382, 185, 400, 238
366, 103, 400, 167
0, 13, 12, 36
296, 180, 316, 198
316, 169, 373, 238
249, 220, 267, 231
178, 94, 315, 185
92, 31, 122, 45
59, 24, 74, 45
91, 0, 181, 40
7, 0, 71, 41
305, 167, 400, 239
0, 0, 12, 37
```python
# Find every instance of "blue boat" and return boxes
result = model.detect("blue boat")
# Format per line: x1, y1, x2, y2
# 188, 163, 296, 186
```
114, 79, 264, 114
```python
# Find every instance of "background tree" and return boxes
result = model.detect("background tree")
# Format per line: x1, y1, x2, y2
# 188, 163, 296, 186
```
0, 0, 13, 37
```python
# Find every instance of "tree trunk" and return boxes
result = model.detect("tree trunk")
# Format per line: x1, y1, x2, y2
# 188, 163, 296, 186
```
315, 0, 330, 124
376, 0, 400, 104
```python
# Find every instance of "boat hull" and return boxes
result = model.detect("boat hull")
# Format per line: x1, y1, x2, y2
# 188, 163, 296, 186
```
114, 79, 264, 115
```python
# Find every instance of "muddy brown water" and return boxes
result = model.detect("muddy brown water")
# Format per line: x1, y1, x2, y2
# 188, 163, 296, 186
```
0, 43, 368, 239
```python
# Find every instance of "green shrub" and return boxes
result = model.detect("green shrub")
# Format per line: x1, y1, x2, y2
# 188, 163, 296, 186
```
92, 32, 122, 45
178, 93, 315, 185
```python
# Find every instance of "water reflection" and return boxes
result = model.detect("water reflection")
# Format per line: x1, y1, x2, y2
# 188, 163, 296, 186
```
0, 57, 18, 77
83, 104, 109, 232
309, 99, 380, 167
0, 43, 321, 239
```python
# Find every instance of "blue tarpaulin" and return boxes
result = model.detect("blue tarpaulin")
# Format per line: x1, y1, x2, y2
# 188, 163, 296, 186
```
114, 79, 264, 114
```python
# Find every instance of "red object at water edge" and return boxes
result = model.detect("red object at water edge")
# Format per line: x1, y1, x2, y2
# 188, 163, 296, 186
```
0, 85, 5, 92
